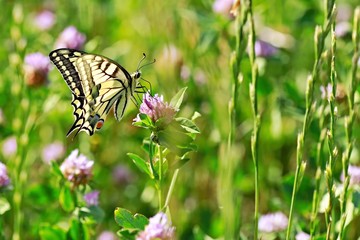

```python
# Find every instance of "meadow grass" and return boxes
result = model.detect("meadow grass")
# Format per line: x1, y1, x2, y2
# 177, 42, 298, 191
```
0, 0, 360, 239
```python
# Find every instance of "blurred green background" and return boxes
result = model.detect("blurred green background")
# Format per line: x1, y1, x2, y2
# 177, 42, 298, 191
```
1, 0, 360, 239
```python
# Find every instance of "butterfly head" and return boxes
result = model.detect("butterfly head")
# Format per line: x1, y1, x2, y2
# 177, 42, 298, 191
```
133, 71, 141, 80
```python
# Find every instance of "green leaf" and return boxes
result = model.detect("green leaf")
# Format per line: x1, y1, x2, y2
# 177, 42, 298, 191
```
67, 218, 90, 240
132, 113, 154, 129
39, 225, 66, 240
127, 153, 152, 178
157, 122, 196, 156
59, 185, 75, 212
172, 157, 190, 169
117, 229, 137, 240
51, 161, 64, 178
0, 197, 10, 215
114, 208, 148, 230
170, 87, 187, 110
191, 111, 201, 121
79, 206, 105, 223
176, 117, 200, 134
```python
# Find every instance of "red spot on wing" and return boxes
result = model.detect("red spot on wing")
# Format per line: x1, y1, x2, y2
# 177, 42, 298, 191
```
96, 119, 104, 129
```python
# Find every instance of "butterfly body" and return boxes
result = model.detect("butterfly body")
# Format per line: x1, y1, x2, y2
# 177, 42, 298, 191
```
49, 48, 141, 137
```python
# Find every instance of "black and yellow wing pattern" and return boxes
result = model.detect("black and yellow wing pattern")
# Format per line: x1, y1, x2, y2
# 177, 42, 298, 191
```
49, 48, 142, 137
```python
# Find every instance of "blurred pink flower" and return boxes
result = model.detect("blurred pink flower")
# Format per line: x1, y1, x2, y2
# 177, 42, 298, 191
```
24, 52, 51, 87
2, 136, 17, 157
180, 65, 191, 81
42, 142, 65, 164
55, 26, 86, 50
335, 22, 351, 38
60, 149, 94, 186
320, 83, 333, 101
112, 164, 132, 185
84, 190, 100, 206
97, 231, 117, 240
34, 10, 55, 30
341, 165, 360, 185
134, 93, 178, 126
137, 212, 175, 240
296, 231, 310, 240
213, 0, 233, 17
254, 40, 278, 58
0, 162, 10, 188
258, 211, 288, 233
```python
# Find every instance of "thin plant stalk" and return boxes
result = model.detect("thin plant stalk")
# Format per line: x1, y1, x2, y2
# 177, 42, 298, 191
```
164, 169, 179, 209
222, 0, 248, 238
324, 20, 338, 240
286, 2, 336, 238
158, 144, 163, 211
338, 7, 360, 239
247, 0, 261, 238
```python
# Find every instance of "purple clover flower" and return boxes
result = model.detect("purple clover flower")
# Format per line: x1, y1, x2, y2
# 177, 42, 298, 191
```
55, 26, 86, 50
112, 164, 132, 185
42, 142, 65, 164
84, 190, 100, 206
2, 136, 17, 157
34, 10, 55, 30
136, 212, 175, 240
254, 40, 278, 58
0, 162, 10, 188
97, 231, 117, 240
60, 149, 94, 186
320, 83, 333, 101
295, 231, 310, 240
335, 22, 351, 38
134, 93, 178, 126
341, 165, 360, 185
258, 211, 288, 233
24, 52, 51, 87
212, 0, 234, 17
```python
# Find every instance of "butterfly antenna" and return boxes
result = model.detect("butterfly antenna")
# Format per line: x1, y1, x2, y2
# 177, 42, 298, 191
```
138, 59, 156, 70
136, 53, 147, 71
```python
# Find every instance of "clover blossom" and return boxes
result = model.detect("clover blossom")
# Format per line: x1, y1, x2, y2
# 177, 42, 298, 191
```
320, 83, 333, 101
136, 212, 175, 240
258, 211, 288, 233
254, 40, 278, 58
112, 164, 132, 185
84, 190, 100, 206
60, 149, 94, 186
295, 231, 310, 240
24, 52, 51, 87
42, 142, 65, 164
212, 0, 234, 17
34, 10, 55, 30
97, 231, 117, 240
0, 162, 10, 188
341, 165, 360, 185
2, 136, 17, 157
55, 26, 86, 50
134, 93, 178, 127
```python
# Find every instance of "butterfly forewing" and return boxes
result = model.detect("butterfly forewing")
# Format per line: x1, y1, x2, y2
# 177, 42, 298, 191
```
49, 48, 139, 137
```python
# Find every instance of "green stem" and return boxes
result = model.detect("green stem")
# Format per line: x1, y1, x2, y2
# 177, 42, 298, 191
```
149, 137, 156, 178
286, 3, 336, 238
248, 1, 260, 238
158, 144, 163, 211
164, 169, 179, 209
338, 7, 360, 239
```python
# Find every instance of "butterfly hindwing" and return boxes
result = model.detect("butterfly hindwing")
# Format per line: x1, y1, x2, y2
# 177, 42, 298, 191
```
49, 48, 140, 137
